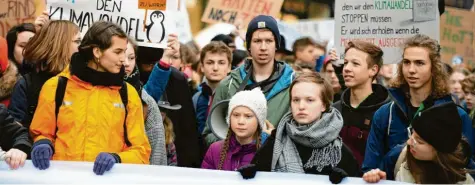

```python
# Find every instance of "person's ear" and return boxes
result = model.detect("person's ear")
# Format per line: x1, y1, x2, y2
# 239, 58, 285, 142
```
369, 64, 379, 78
92, 47, 102, 61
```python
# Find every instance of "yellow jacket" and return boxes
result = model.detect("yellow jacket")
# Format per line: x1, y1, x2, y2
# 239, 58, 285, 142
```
30, 67, 151, 164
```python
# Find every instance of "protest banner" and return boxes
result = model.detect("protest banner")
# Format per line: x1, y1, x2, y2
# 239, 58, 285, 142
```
201, 0, 284, 29
440, 7, 475, 68
47, 0, 178, 48
285, 19, 335, 44
0, 0, 46, 37
334, 0, 440, 64
0, 161, 402, 184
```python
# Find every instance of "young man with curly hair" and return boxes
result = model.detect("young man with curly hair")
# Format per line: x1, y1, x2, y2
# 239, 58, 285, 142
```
362, 34, 475, 180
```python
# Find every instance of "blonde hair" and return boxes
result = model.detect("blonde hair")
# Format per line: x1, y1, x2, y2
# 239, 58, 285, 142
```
163, 115, 175, 145
23, 20, 79, 74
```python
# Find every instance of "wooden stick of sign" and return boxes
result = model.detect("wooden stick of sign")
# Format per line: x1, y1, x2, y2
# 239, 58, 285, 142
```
143, 9, 148, 32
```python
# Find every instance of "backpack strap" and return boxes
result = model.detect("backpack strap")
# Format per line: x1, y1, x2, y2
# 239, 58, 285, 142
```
55, 76, 68, 122
25, 74, 36, 116
119, 82, 132, 147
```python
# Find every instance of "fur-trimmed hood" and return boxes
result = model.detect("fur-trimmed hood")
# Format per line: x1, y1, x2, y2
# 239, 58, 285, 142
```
0, 61, 19, 101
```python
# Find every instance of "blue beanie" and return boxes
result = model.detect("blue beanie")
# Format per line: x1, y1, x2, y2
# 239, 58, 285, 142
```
246, 15, 281, 50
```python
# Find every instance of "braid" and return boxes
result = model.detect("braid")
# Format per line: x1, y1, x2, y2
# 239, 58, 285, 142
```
255, 126, 262, 149
217, 129, 232, 170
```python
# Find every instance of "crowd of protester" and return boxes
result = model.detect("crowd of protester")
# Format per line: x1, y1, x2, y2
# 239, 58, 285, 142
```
0, 12, 474, 184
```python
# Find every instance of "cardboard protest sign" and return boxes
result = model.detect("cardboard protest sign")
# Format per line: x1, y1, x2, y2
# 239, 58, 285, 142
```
334, 0, 440, 64
138, 0, 167, 10
201, 0, 284, 28
47, 0, 178, 48
0, 0, 46, 37
440, 7, 475, 67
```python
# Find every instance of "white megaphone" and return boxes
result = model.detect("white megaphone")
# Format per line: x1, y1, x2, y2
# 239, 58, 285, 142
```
206, 99, 230, 140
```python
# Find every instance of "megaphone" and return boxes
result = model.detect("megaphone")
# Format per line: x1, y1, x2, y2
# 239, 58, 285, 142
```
206, 100, 230, 140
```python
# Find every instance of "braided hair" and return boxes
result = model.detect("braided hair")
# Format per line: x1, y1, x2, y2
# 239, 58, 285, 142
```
217, 125, 262, 170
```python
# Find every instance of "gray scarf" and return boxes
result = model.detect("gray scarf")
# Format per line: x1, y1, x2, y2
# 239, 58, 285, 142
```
271, 107, 344, 173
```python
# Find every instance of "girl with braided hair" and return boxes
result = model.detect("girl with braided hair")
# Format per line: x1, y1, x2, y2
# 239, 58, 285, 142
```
201, 88, 272, 171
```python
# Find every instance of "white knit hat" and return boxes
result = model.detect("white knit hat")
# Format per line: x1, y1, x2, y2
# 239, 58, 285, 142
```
226, 88, 267, 131
208, 88, 268, 139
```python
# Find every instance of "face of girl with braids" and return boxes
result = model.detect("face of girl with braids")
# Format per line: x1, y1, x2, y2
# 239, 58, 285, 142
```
230, 106, 259, 145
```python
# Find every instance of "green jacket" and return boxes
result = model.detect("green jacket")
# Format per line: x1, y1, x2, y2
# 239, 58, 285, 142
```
203, 61, 294, 146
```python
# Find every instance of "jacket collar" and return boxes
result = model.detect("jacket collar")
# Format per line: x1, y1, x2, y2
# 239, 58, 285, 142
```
199, 81, 213, 96
388, 87, 453, 120
228, 134, 257, 155
69, 52, 125, 87
340, 84, 390, 111
237, 59, 294, 100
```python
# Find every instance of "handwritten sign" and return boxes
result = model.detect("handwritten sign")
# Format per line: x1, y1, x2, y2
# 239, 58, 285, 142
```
0, 0, 46, 37
440, 7, 475, 68
201, 0, 284, 28
138, 0, 167, 10
334, 0, 440, 64
47, 0, 178, 48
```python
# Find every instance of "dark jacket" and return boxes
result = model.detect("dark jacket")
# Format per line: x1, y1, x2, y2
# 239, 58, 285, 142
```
0, 104, 31, 155
8, 71, 55, 126
362, 88, 475, 180
144, 64, 204, 168
333, 84, 390, 167
251, 130, 360, 177
192, 82, 213, 134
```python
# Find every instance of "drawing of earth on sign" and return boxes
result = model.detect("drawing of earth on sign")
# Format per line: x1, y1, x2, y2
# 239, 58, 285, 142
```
145, 10, 166, 43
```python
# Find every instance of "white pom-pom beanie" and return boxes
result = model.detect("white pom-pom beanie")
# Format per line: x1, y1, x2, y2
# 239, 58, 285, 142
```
225, 88, 268, 131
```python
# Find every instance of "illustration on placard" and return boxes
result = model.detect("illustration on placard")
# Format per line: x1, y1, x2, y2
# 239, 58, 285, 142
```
412, 0, 436, 22
145, 10, 166, 43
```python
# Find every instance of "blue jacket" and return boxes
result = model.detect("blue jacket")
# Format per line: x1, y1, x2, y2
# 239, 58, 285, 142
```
144, 64, 171, 102
362, 88, 475, 180
192, 82, 213, 134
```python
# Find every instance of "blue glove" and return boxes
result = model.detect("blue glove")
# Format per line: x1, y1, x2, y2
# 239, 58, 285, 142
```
93, 152, 119, 175
31, 144, 53, 170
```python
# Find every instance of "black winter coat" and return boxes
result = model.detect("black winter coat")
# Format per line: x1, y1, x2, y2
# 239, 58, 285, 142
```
164, 68, 205, 168
0, 104, 31, 156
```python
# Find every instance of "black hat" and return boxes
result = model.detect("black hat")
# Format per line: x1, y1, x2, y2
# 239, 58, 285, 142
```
412, 102, 462, 153
245, 15, 280, 50
276, 35, 292, 55
211, 34, 235, 48
232, 50, 249, 68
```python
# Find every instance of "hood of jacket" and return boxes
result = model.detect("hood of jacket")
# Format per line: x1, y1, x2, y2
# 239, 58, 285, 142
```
388, 87, 453, 121
340, 84, 390, 112
0, 61, 19, 101
229, 59, 293, 100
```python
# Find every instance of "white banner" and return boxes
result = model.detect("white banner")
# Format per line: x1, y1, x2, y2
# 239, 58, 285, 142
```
334, 0, 440, 64
0, 161, 404, 184
47, 0, 178, 48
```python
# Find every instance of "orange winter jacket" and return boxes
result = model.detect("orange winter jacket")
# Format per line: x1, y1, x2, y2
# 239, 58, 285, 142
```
30, 67, 151, 164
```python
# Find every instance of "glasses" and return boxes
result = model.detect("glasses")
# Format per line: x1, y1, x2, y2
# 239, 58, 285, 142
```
407, 127, 418, 148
